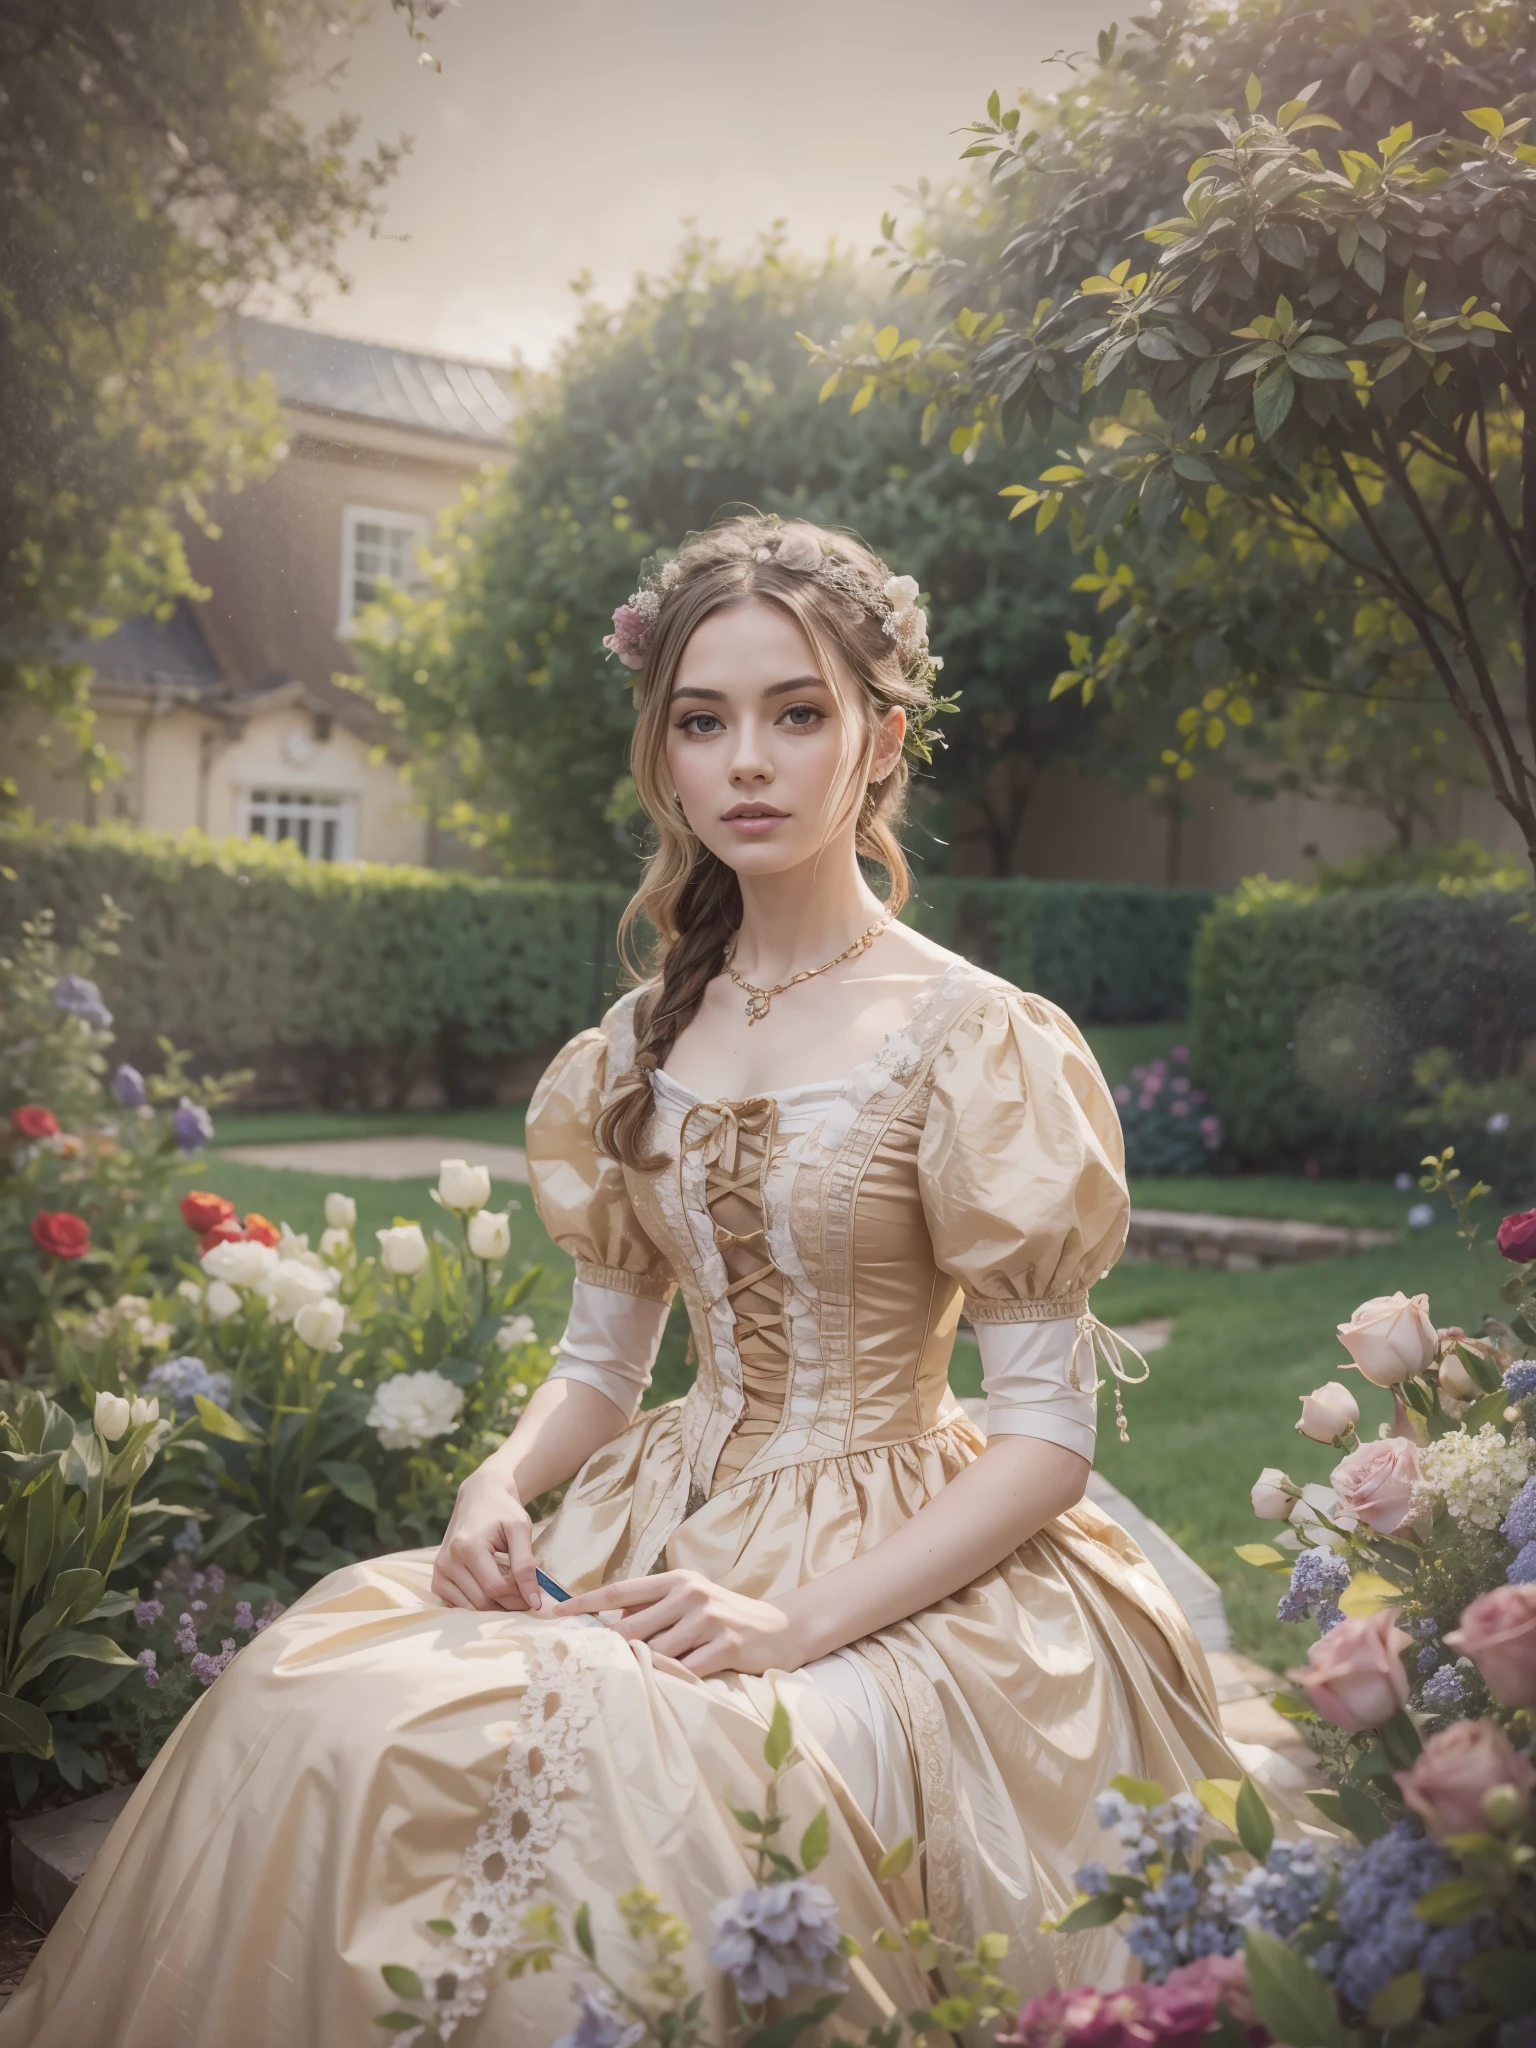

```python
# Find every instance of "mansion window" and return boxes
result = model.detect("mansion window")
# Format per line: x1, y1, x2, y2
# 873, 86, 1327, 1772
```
243, 788, 353, 862
338, 505, 428, 633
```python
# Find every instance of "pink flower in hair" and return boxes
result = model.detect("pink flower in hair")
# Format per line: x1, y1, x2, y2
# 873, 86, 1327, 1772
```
602, 601, 654, 670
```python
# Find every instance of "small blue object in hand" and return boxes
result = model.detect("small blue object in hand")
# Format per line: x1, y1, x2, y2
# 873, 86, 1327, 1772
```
535, 1569, 570, 1603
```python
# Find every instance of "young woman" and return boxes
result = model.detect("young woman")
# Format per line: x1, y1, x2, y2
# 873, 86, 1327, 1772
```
2, 516, 1234, 2046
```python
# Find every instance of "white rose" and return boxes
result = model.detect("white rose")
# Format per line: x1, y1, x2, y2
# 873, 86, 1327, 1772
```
319, 1227, 352, 1262
260, 1257, 339, 1324
1251, 1466, 1296, 1520
200, 1239, 279, 1289
1292, 1481, 1357, 1549
1437, 1350, 1482, 1402
129, 1396, 159, 1429
1337, 1292, 1437, 1387
94, 1391, 131, 1443
277, 1225, 322, 1267
883, 573, 920, 612
467, 1209, 511, 1261
436, 1159, 491, 1213
496, 1314, 537, 1352
206, 1279, 242, 1322
1296, 1381, 1360, 1445
324, 1192, 357, 1230
295, 1297, 346, 1353
377, 1223, 430, 1277
366, 1369, 464, 1451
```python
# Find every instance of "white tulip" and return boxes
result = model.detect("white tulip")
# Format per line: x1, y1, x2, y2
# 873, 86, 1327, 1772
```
295, 1297, 346, 1353
436, 1159, 491, 1213
377, 1223, 430, 1277
1336, 1291, 1437, 1387
366, 1369, 464, 1450
200, 1239, 279, 1289
260, 1257, 339, 1324
206, 1280, 242, 1322
94, 1391, 131, 1443
1295, 1381, 1360, 1445
319, 1227, 352, 1262
467, 1209, 511, 1261
324, 1192, 357, 1230
495, 1314, 537, 1352
1250, 1466, 1296, 1520
129, 1396, 159, 1429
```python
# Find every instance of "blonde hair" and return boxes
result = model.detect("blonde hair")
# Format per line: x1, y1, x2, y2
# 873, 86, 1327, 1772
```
594, 514, 938, 1169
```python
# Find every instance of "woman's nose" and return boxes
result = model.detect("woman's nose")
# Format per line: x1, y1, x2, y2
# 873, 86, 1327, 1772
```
728, 723, 774, 783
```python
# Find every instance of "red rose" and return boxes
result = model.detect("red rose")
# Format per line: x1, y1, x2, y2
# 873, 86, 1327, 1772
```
197, 1216, 246, 1255
180, 1190, 236, 1235
1497, 1208, 1536, 1263
242, 1213, 280, 1248
30, 1211, 90, 1260
10, 1106, 60, 1141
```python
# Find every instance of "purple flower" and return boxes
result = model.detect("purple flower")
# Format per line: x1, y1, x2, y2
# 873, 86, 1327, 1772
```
1395, 1171, 1415, 1192
1507, 1541, 1536, 1586
1074, 1860, 1109, 1896
1504, 1476, 1536, 1552
189, 1638, 238, 1687
1486, 1111, 1512, 1136
1418, 1667, 1467, 1713
1171, 1076, 1190, 1095
51, 975, 112, 1029
256, 1598, 284, 1631
111, 1064, 146, 1108
173, 1098, 213, 1153
1170, 1099, 1190, 1118
551, 1981, 644, 2048
172, 1518, 202, 1558
1322, 1823, 1496, 2019
1277, 1549, 1350, 1630
136, 1648, 159, 1689
175, 1612, 199, 1656
233, 1601, 256, 1634
708, 1878, 846, 2006
145, 1355, 231, 1417
1171, 1045, 1189, 1063
1113, 1084, 1132, 1105
1504, 1361, 1536, 1403
134, 1598, 164, 1630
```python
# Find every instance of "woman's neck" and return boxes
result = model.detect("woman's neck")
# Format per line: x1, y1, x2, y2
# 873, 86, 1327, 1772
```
728, 844, 887, 986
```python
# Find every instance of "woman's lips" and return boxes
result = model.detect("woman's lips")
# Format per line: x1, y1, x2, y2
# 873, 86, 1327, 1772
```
721, 809, 788, 836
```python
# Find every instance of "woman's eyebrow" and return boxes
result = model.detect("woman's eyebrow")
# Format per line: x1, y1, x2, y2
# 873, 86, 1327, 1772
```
671, 674, 828, 703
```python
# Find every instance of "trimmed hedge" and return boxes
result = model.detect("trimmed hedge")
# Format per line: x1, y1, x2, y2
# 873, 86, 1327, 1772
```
0, 826, 1209, 1107
907, 877, 1216, 1024
1190, 877, 1536, 1188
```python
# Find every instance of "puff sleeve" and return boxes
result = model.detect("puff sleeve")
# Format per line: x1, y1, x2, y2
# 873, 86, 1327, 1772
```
525, 1023, 677, 1307
918, 990, 1128, 1326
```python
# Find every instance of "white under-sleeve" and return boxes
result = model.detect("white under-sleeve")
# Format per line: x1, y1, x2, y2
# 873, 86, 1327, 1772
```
977, 1315, 1097, 1460
549, 1278, 671, 1423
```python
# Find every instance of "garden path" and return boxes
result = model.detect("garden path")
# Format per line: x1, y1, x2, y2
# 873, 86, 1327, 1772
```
221, 1134, 529, 1181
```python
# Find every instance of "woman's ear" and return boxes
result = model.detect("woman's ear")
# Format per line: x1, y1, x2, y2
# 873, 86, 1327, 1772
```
870, 706, 906, 784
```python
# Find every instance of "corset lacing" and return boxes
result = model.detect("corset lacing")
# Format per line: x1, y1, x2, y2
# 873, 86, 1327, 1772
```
678, 1097, 789, 1493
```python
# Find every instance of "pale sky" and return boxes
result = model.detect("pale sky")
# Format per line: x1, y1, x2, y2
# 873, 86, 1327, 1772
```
279, 0, 1116, 366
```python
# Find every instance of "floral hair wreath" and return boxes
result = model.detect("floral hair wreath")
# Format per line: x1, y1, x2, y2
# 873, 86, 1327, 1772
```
601, 522, 955, 766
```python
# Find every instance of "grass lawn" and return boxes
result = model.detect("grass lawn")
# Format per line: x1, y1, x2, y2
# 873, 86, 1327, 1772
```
195, 1124, 1490, 1675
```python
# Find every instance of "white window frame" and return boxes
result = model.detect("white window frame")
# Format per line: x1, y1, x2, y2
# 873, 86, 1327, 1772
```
337, 504, 429, 636
239, 786, 357, 863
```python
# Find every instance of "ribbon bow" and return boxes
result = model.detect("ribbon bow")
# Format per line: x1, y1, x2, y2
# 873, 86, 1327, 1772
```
1067, 1311, 1153, 1445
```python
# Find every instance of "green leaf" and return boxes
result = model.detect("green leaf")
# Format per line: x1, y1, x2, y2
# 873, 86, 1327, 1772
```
1195, 1779, 1241, 1832
1414, 1877, 1502, 1926
1464, 107, 1506, 141
1462, 1950, 1536, 2013
1243, 1928, 1347, 2048
877, 1836, 914, 1882
317, 1461, 378, 1513
193, 1396, 252, 1443
0, 1693, 53, 1760
762, 1699, 793, 1773
381, 1965, 424, 2002
1253, 364, 1295, 440
1234, 1543, 1287, 1568
425, 1918, 456, 1938
1369, 1971, 1423, 2027
1054, 1891, 1125, 1933
1245, 73, 1262, 114
200, 1509, 257, 1559
1306, 1787, 1388, 1844
799, 1807, 831, 1873
573, 1901, 594, 1960
1235, 1777, 1275, 1862
1110, 1774, 1165, 1809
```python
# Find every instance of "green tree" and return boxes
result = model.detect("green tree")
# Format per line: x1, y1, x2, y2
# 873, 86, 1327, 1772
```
352, 238, 1097, 880
0, 0, 419, 797
808, 1, 1536, 867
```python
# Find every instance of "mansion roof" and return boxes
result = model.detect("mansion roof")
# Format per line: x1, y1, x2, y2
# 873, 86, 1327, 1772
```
232, 315, 515, 448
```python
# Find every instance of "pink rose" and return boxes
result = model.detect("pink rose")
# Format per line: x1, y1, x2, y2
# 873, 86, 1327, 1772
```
1296, 1382, 1359, 1445
1288, 1608, 1412, 1731
1329, 1437, 1422, 1534
1395, 1718, 1536, 1839
1446, 1583, 1536, 1708
1336, 1291, 1436, 1386
999, 1985, 1159, 2048
1496, 1207, 1536, 1263
1151, 1955, 1258, 2035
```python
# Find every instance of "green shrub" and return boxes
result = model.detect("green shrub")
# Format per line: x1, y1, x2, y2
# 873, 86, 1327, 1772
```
908, 878, 1215, 1022
1190, 875, 1536, 1188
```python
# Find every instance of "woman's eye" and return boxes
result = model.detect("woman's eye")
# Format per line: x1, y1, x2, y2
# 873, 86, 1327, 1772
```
780, 703, 823, 729
679, 713, 723, 736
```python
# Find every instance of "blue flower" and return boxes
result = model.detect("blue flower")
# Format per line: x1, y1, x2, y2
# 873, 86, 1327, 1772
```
1323, 1823, 1495, 2019
144, 1355, 232, 1418
1504, 1476, 1536, 1552
51, 975, 112, 1030
1073, 1861, 1108, 1896
110, 1064, 146, 1108
551, 1982, 644, 2048
1507, 1540, 1536, 1586
708, 1879, 846, 2007
173, 1098, 213, 1154
1278, 1548, 1350, 1628
1504, 1361, 1536, 1403
1417, 1667, 1467, 1713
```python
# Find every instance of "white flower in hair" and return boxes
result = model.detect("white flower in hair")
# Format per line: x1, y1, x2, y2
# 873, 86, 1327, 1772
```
883, 574, 920, 612
774, 528, 824, 573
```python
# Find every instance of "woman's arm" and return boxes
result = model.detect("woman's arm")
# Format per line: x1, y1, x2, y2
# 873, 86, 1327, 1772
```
561, 1434, 1089, 1675
432, 1378, 629, 1612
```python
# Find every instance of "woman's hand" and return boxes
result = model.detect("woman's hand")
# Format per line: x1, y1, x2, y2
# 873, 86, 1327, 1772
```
432, 1457, 546, 1613
563, 1569, 806, 1678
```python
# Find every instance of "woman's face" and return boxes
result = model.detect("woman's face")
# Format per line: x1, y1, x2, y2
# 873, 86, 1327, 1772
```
662, 597, 903, 880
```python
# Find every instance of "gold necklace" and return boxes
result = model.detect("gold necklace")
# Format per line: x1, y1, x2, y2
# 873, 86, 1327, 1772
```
724, 913, 891, 1025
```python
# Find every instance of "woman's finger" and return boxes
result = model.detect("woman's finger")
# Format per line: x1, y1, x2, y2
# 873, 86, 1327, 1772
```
645, 1615, 713, 1661
607, 1588, 692, 1642
564, 1575, 672, 1617
494, 1520, 544, 1611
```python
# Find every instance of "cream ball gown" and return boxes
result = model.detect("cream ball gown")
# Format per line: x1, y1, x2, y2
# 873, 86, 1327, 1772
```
1, 961, 1233, 2046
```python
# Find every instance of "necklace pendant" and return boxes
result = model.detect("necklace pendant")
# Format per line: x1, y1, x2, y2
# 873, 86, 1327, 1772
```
744, 991, 770, 1024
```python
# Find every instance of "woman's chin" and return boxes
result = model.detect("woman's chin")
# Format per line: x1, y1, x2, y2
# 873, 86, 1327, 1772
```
697, 829, 815, 877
